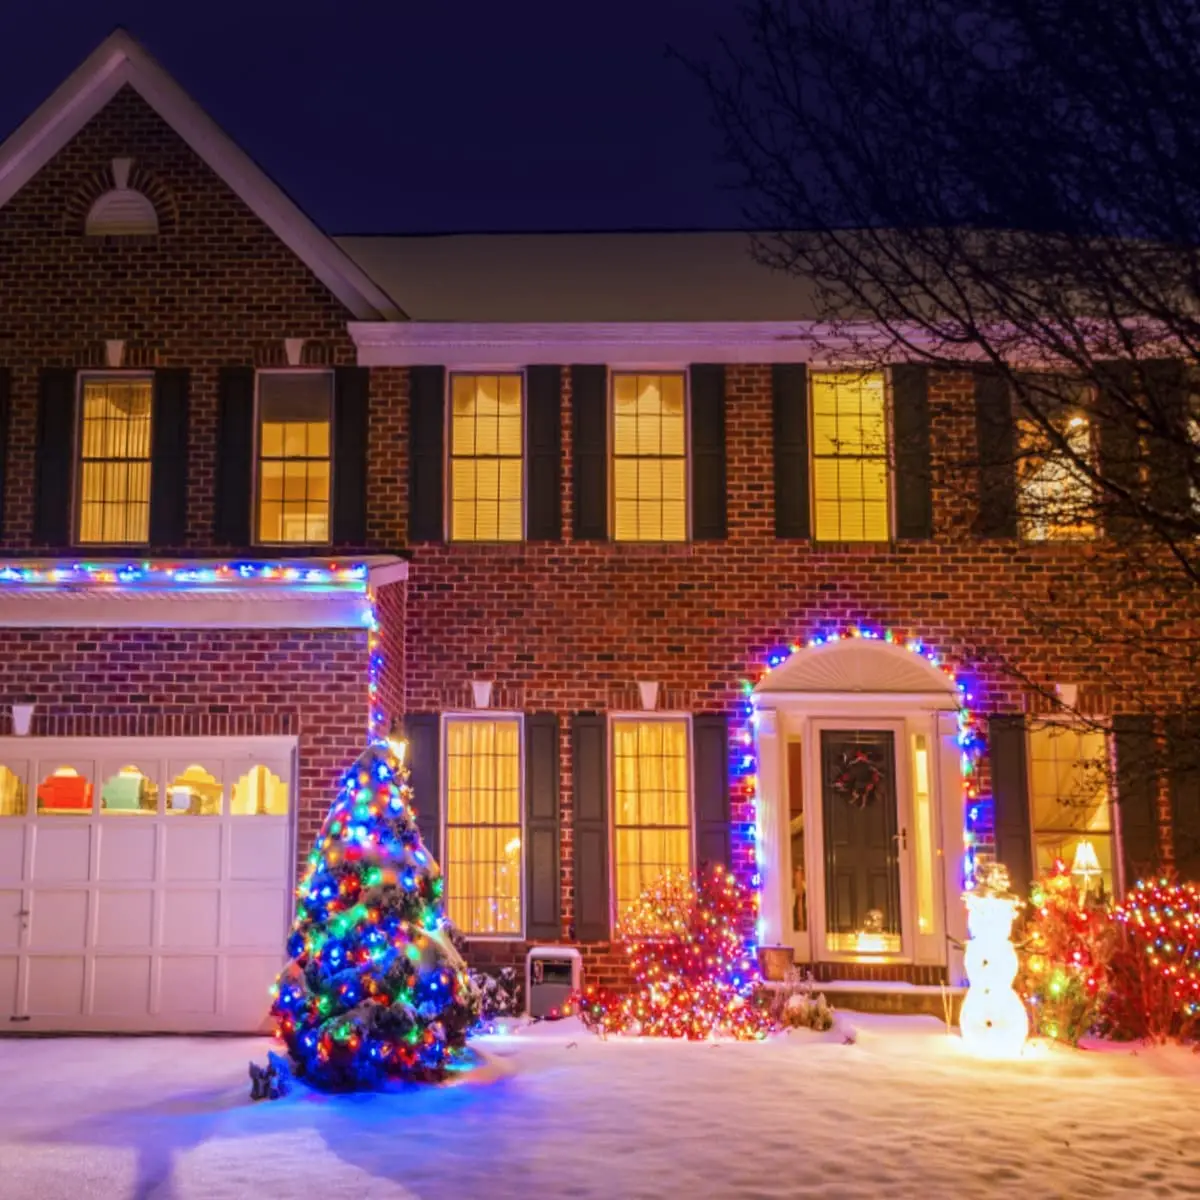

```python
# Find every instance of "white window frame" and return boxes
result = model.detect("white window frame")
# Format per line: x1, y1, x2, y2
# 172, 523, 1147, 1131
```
444, 368, 528, 543
440, 711, 526, 940
807, 367, 894, 544
252, 368, 335, 549
74, 370, 155, 548
608, 367, 692, 543
606, 711, 695, 933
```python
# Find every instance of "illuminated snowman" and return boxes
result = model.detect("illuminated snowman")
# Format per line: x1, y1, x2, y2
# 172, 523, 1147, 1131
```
959, 863, 1028, 1059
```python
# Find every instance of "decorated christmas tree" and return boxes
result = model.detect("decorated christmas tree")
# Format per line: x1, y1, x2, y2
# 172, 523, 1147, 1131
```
271, 739, 480, 1088
1017, 860, 1116, 1045
578, 865, 775, 1040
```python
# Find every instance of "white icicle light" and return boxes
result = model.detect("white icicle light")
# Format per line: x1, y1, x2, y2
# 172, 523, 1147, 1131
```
959, 886, 1028, 1059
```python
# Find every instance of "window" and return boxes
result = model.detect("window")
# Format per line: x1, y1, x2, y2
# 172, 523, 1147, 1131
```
256, 372, 332, 545
167, 764, 221, 815
36, 766, 94, 815
811, 371, 889, 541
612, 372, 687, 541
612, 718, 691, 924
100, 766, 157, 814
1016, 377, 1095, 540
449, 373, 523, 541
231, 765, 288, 816
1028, 724, 1115, 901
77, 376, 152, 544
0, 766, 26, 817
444, 717, 523, 935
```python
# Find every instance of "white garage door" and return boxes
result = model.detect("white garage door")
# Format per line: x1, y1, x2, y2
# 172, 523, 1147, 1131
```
0, 736, 296, 1033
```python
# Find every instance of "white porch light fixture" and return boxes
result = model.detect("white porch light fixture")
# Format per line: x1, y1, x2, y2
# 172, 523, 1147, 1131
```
471, 680, 493, 710
11, 703, 34, 736
637, 681, 659, 712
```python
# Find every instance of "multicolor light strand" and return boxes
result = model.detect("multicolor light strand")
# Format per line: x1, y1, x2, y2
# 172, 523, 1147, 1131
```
1115, 877, 1200, 1025
0, 559, 369, 591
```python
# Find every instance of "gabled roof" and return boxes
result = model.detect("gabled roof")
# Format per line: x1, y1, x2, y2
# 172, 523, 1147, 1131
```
0, 29, 405, 320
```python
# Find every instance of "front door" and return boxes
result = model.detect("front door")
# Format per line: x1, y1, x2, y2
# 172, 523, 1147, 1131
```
820, 730, 902, 955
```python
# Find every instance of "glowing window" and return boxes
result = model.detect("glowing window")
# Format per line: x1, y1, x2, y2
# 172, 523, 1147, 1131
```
0, 766, 27, 817
100, 766, 157, 814
449, 373, 524, 541
1029, 725, 1114, 900
167, 765, 221, 815
256, 372, 332, 545
911, 734, 936, 936
444, 718, 522, 936
231, 766, 288, 816
77, 376, 152, 545
612, 372, 687, 542
36, 766, 93, 815
811, 371, 889, 541
1017, 378, 1095, 540
612, 718, 691, 924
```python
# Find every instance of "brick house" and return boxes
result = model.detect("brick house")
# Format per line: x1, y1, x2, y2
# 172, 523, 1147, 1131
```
0, 32, 1195, 1031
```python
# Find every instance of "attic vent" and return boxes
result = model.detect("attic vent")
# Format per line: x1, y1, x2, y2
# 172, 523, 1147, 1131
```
84, 156, 159, 237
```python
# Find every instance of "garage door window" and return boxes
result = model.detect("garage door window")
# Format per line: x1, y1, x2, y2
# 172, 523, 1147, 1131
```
231, 765, 288, 816
100, 766, 157, 814
0, 766, 25, 817
36, 766, 94, 815
167, 764, 222, 815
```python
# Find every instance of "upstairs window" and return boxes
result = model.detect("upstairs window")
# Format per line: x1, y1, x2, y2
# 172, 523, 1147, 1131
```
449, 373, 524, 541
1016, 378, 1095, 540
612, 372, 687, 542
811, 371, 889, 541
256, 372, 332, 545
77, 376, 152, 545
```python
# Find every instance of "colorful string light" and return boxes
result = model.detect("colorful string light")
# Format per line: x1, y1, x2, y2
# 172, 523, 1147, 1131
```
0, 559, 369, 590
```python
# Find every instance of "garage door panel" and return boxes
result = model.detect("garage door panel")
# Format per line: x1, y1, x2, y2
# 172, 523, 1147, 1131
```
28, 889, 89, 948
162, 889, 220, 948
0, 956, 17, 1017
224, 954, 277, 1025
30, 824, 92, 880
160, 956, 218, 1014
164, 822, 221, 882
0, 826, 26, 879
226, 889, 287, 949
0, 890, 24, 949
229, 822, 289, 881
27, 955, 85, 1015
96, 889, 154, 947
96, 824, 158, 882
94, 955, 152, 1016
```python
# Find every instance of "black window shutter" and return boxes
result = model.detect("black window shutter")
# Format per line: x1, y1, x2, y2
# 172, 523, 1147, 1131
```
1142, 360, 1192, 521
0, 368, 10, 539
1094, 360, 1141, 535
405, 713, 442, 869
1166, 715, 1200, 882
892, 363, 933, 539
149, 368, 190, 548
988, 715, 1033, 902
692, 714, 732, 871
332, 366, 370, 545
570, 365, 608, 540
408, 366, 445, 543
214, 366, 255, 546
689, 363, 727, 540
973, 370, 1018, 538
772, 363, 810, 538
571, 713, 611, 940
526, 365, 563, 541
525, 712, 562, 939
34, 368, 76, 548
1114, 714, 1161, 886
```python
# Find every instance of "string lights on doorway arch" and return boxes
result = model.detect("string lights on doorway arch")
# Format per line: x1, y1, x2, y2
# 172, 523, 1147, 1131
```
737, 625, 988, 947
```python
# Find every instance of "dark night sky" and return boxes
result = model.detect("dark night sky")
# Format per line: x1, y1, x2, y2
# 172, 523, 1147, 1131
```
2, 1, 743, 234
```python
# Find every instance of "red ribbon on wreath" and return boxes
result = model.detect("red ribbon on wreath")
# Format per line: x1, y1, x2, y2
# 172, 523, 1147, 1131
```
833, 749, 883, 808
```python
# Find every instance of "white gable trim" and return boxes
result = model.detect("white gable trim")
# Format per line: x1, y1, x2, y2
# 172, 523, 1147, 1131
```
0, 30, 404, 321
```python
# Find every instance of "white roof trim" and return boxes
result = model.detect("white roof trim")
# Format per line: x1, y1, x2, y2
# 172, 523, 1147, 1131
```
0, 30, 404, 320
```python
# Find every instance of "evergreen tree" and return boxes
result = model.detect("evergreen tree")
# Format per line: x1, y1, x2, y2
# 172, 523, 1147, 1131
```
271, 740, 479, 1088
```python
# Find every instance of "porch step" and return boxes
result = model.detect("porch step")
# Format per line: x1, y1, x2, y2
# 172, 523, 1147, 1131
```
764, 978, 965, 1020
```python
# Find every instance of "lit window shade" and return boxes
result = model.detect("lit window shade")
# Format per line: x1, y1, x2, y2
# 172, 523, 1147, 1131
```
612, 372, 687, 541
257, 373, 332, 545
445, 718, 523, 935
811, 371, 889, 541
1017, 380, 1095, 540
612, 718, 691, 923
77, 377, 152, 544
450, 374, 523, 541
1029, 725, 1115, 900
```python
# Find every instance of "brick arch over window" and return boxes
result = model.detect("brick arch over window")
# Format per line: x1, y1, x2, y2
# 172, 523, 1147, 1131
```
63, 158, 179, 236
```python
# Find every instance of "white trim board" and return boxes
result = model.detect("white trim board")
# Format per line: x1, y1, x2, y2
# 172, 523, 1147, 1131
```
0, 31, 403, 321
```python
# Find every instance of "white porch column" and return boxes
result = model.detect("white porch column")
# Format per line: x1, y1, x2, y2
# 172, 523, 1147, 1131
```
936, 709, 968, 985
753, 706, 789, 947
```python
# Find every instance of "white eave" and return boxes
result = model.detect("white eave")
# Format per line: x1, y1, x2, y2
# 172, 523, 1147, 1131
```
0, 556, 406, 629
0, 30, 405, 321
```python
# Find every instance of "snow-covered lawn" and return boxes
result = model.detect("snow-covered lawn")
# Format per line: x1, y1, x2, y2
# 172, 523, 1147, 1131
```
1, 1015, 1197, 1199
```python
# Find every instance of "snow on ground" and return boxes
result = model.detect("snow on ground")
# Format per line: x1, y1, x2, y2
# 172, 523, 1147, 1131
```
1, 1015, 1198, 1199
